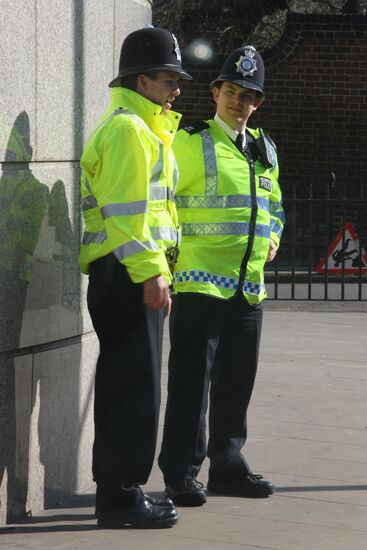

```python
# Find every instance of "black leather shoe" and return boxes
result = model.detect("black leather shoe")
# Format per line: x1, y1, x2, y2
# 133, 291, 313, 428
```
165, 480, 207, 506
97, 496, 178, 529
207, 473, 274, 498
143, 493, 174, 507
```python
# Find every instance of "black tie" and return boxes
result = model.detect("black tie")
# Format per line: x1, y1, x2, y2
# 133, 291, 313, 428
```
235, 132, 244, 152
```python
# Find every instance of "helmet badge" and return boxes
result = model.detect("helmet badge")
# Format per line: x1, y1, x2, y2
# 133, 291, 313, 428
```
235, 46, 257, 77
172, 33, 182, 63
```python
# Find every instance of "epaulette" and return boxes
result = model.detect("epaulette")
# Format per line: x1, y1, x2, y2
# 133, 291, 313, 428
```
182, 121, 210, 135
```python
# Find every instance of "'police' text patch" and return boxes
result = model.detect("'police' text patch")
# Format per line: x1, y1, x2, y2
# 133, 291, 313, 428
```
259, 176, 272, 192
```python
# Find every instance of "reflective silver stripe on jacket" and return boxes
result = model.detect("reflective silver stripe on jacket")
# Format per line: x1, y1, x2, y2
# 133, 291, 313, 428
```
173, 159, 179, 194
82, 231, 107, 245
175, 194, 270, 211
270, 201, 285, 222
270, 219, 283, 237
200, 129, 218, 196
150, 226, 179, 242
100, 200, 148, 219
113, 238, 159, 260
181, 222, 270, 238
150, 142, 164, 185
149, 186, 174, 201
173, 269, 265, 295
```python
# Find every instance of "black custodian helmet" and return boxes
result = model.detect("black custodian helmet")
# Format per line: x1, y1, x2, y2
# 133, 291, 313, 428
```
211, 45, 265, 97
109, 26, 192, 87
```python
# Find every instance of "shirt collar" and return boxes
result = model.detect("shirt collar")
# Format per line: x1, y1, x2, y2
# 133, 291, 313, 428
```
214, 113, 246, 146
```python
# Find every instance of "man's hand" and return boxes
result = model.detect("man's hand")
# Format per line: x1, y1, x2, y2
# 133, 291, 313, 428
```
143, 275, 171, 314
266, 240, 278, 262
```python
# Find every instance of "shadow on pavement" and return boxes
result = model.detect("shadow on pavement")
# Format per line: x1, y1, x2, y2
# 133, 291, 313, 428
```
275, 484, 367, 492
0, 523, 97, 534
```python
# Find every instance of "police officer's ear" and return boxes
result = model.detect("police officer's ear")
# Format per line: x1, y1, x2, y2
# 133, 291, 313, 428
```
137, 74, 150, 95
254, 93, 265, 108
212, 83, 222, 105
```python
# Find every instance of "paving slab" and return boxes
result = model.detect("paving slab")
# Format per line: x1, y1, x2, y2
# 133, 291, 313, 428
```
1, 308, 366, 550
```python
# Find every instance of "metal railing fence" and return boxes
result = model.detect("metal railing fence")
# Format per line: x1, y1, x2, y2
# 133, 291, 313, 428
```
265, 175, 367, 301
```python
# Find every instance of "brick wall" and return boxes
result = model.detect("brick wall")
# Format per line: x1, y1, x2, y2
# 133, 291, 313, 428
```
176, 14, 367, 194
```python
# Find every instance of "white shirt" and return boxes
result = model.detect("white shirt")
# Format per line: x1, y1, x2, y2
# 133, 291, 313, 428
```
214, 113, 246, 147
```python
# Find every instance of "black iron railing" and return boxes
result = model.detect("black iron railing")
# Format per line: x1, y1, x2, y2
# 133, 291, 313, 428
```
265, 175, 367, 300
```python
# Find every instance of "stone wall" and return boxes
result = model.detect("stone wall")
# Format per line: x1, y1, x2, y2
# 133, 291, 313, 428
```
0, 0, 151, 525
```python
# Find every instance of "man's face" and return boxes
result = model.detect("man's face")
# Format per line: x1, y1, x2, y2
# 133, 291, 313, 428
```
213, 81, 261, 130
138, 71, 181, 111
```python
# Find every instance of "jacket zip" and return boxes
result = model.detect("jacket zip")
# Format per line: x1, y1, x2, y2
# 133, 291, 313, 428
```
233, 154, 258, 298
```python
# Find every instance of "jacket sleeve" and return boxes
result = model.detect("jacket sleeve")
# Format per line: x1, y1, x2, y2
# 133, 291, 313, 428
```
91, 120, 171, 284
269, 159, 285, 248
172, 130, 192, 193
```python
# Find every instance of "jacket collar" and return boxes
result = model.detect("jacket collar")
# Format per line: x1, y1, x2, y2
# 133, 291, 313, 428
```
110, 88, 181, 146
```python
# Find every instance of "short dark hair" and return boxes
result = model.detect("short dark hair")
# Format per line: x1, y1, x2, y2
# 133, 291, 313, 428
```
120, 71, 159, 91
212, 81, 223, 91
212, 80, 264, 101
119, 74, 139, 91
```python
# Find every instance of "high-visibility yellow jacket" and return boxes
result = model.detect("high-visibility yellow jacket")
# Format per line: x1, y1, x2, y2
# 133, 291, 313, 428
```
79, 88, 181, 284
172, 119, 284, 304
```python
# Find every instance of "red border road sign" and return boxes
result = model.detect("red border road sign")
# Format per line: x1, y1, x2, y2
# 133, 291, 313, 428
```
315, 222, 367, 274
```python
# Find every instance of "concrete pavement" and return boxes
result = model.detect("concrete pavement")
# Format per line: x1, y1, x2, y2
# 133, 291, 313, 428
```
1, 305, 366, 549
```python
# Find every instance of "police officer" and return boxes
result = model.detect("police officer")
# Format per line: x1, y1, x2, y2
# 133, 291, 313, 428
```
79, 26, 191, 528
158, 46, 284, 505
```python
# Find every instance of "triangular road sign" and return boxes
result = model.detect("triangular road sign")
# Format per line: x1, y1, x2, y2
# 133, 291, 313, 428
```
315, 222, 367, 274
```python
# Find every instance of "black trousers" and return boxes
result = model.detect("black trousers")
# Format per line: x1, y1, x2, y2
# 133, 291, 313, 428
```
158, 292, 263, 484
87, 255, 164, 486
